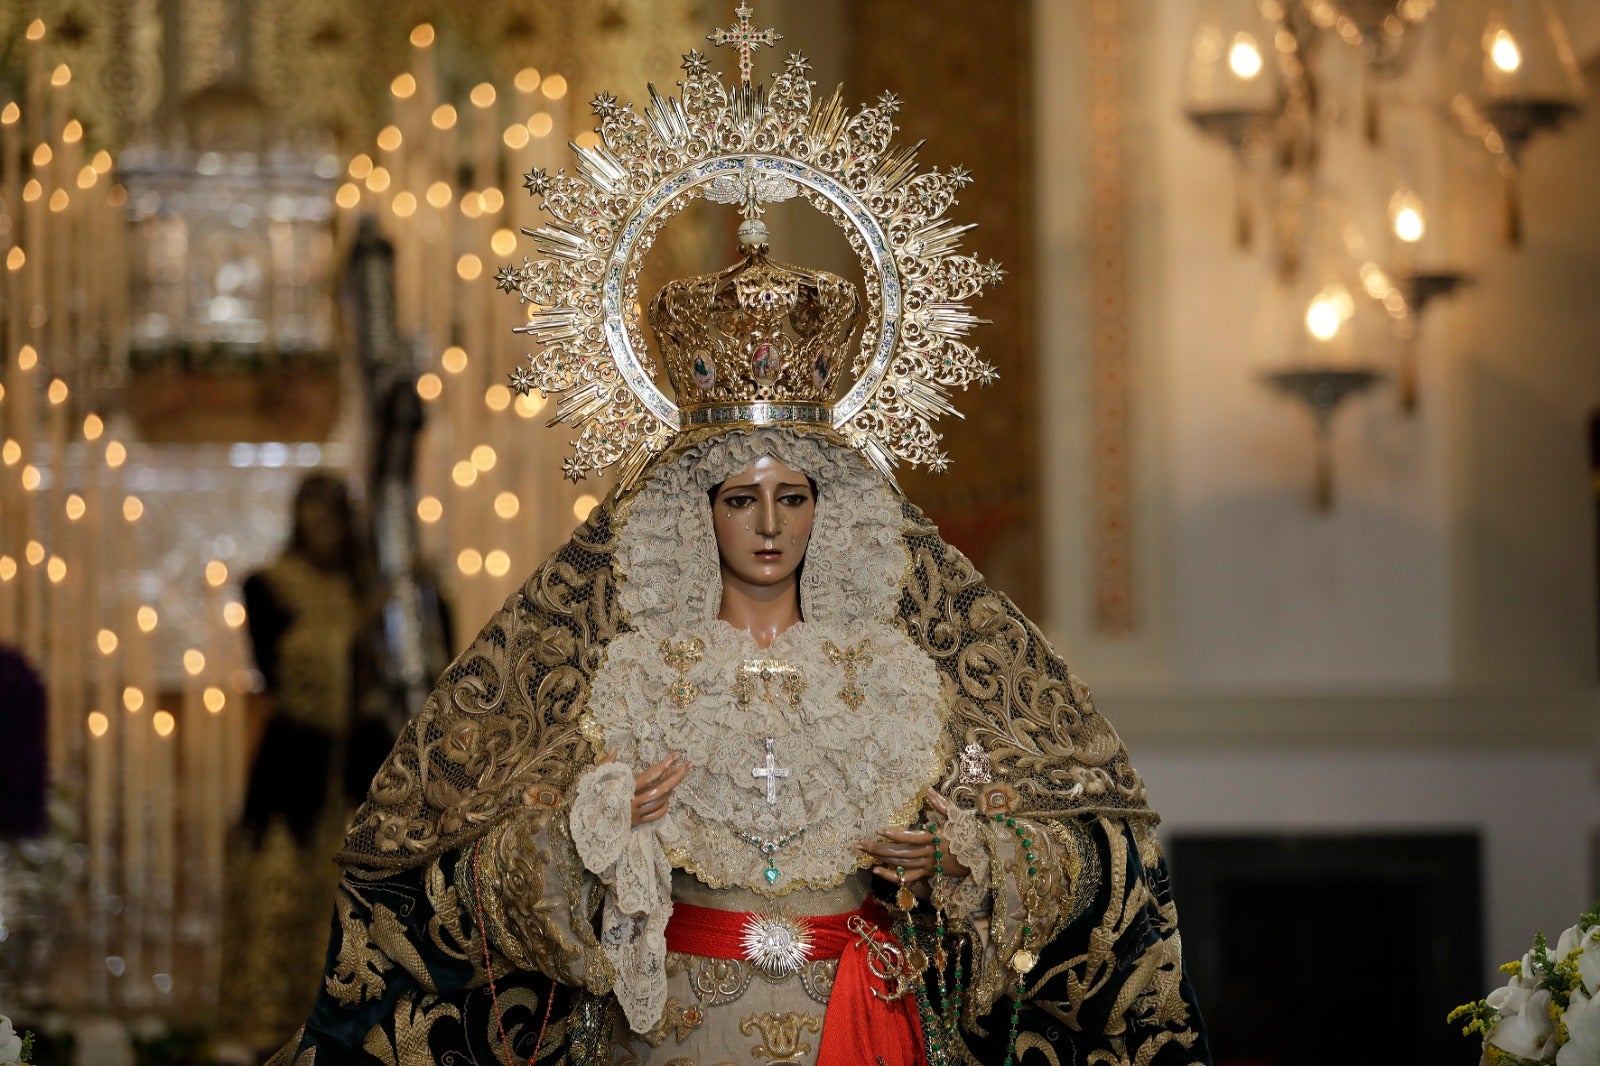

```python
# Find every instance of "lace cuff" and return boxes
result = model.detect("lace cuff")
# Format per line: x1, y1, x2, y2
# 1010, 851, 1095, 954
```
569, 761, 678, 1035
934, 807, 991, 919
571, 763, 635, 876
961, 812, 1070, 1021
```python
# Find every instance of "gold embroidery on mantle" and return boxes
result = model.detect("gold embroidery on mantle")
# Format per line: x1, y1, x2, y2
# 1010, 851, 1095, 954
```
640, 995, 704, 1047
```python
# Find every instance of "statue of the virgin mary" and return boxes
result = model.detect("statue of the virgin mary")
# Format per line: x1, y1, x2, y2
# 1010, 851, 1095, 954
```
270, 13, 1211, 1065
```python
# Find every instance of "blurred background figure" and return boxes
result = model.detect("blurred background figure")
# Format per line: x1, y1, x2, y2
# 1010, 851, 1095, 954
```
223, 472, 370, 1053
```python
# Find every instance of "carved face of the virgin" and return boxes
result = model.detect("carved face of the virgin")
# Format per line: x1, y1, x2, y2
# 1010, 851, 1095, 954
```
710, 455, 816, 597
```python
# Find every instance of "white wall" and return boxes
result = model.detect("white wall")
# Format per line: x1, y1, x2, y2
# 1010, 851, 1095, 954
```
1042, 0, 1600, 690
1445, 59, 1600, 688
1035, 0, 1600, 995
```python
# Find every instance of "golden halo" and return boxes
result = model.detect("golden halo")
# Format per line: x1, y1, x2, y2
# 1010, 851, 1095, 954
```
496, 13, 1003, 486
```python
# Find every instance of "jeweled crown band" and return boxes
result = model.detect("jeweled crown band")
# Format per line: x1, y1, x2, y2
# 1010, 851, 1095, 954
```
679, 402, 835, 429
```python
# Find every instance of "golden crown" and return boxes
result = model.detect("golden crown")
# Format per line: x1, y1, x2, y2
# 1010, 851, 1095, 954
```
653, 217, 862, 428
495, 4, 1003, 486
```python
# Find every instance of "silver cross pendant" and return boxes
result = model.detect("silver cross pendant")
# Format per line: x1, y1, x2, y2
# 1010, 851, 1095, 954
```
751, 736, 791, 804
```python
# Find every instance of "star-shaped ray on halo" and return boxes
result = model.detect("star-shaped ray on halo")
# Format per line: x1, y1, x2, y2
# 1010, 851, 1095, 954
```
508, 365, 538, 394
681, 48, 711, 76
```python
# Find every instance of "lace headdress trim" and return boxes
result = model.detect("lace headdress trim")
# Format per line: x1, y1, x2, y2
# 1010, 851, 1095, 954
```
613, 427, 908, 628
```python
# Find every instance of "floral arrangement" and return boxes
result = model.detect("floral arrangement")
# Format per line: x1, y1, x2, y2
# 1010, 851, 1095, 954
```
1450, 904, 1600, 1064
0, 1014, 35, 1066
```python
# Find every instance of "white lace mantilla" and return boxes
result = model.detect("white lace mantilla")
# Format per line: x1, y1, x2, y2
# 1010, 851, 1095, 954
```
590, 617, 946, 895
614, 428, 908, 629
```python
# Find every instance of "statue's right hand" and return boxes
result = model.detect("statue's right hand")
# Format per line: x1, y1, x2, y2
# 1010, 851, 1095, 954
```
602, 750, 691, 828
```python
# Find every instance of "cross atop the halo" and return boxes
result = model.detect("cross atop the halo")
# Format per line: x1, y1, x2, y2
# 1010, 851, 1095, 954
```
708, 4, 781, 86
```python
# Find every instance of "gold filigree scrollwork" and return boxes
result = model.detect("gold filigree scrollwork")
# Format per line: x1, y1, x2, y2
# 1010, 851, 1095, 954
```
686, 955, 754, 1006
639, 995, 704, 1047
738, 1009, 823, 1063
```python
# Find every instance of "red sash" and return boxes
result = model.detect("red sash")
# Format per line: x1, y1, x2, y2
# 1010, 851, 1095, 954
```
664, 898, 928, 1066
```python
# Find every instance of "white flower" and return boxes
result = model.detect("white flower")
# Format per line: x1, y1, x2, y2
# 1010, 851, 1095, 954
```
1559, 989, 1600, 1065
0, 1015, 23, 1065
1488, 982, 1533, 1014
1554, 922, 1600, 997
1520, 949, 1545, 987
1489, 988, 1558, 1061
1580, 931, 1600, 998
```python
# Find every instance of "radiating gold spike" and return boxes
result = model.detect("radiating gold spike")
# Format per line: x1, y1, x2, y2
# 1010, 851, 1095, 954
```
513, 308, 584, 343
571, 141, 629, 196
732, 82, 768, 131
908, 220, 976, 259
553, 380, 613, 424
645, 83, 690, 146
809, 86, 849, 153
860, 435, 899, 482
872, 141, 923, 192
921, 303, 987, 338
897, 375, 961, 420
528, 224, 591, 262
616, 439, 661, 491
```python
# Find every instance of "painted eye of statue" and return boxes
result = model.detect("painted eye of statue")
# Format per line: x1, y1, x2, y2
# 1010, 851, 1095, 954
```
722, 493, 756, 508
779, 493, 811, 507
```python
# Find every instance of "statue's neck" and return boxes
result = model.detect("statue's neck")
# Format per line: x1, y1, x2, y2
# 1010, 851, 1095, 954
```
716, 572, 801, 650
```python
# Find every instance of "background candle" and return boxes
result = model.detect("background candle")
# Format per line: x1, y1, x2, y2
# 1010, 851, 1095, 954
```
85, 698, 112, 1005
149, 701, 176, 987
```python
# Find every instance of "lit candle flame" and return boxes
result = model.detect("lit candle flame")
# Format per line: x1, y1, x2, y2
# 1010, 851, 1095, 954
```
1228, 34, 1263, 80
1489, 29, 1521, 74
1390, 188, 1427, 244
1305, 285, 1353, 341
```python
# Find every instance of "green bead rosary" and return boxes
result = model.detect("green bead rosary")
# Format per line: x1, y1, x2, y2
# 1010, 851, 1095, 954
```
898, 819, 963, 1066
993, 811, 1038, 1066
898, 812, 1040, 1066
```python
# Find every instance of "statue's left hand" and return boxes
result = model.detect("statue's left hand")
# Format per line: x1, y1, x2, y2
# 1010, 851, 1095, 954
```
601, 749, 691, 828
858, 786, 971, 892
